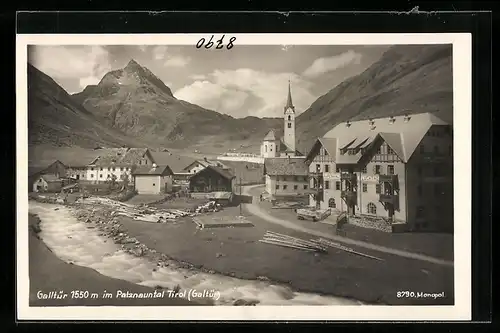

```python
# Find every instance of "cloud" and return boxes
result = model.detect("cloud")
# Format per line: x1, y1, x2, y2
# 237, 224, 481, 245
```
175, 68, 317, 118
303, 50, 362, 78
30, 45, 112, 93
164, 55, 191, 67
190, 74, 207, 80
152, 46, 168, 60
175, 80, 249, 114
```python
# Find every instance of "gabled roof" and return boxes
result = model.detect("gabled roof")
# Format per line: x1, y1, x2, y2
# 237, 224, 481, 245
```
264, 157, 309, 176
322, 112, 450, 163
90, 148, 129, 166
149, 152, 195, 173
28, 160, 67, 176
192, 165, 235, 180
40, 174, 61, 182
132, 165, 173, 176
263, 130, 279, 141
119, 148, 149, 164
279, 140, 304, 156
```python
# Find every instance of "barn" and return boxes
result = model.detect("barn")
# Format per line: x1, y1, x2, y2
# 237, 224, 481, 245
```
132, 164, 174, 195
189, 165, 235, 193
32, 174, 63, 193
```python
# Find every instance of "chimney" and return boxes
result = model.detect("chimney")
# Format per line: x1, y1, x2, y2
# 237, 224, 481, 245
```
389, 116, 395, 124
152, 163, 157, 169
346, 120, 351, 128
204, 157, 208, 162
404, 114, 411, 122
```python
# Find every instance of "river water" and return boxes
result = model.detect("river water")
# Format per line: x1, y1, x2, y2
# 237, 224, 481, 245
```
29, 201, 360, 306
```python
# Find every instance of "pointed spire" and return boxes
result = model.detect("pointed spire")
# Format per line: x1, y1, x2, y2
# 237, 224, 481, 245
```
284, 79, 294, 112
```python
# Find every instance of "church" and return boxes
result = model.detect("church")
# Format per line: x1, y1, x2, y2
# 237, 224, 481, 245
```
260, 81, 304, 158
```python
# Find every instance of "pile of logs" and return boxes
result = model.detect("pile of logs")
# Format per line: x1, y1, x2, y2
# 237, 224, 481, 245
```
259, 231, 328, 253
258, 231, 384, 261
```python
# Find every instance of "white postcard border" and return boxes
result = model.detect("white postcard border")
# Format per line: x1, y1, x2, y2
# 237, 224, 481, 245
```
16, 33, 472, 321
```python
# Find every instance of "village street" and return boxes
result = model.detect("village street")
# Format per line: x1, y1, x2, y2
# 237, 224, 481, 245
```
240, 185, 454, 267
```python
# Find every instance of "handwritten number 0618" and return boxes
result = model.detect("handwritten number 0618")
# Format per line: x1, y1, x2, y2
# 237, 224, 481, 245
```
196, 35, 236, 50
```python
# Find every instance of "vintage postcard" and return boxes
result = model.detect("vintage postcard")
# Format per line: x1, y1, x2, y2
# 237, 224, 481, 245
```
16, 33, 471, 321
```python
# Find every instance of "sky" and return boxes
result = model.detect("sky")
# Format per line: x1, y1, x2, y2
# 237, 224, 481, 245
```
29, 44, 390, 118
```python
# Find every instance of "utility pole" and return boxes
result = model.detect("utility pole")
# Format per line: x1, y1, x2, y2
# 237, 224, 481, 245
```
239, 175, 242, 216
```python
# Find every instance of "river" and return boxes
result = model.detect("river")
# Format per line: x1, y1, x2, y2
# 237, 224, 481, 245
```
29, 201, 360, 306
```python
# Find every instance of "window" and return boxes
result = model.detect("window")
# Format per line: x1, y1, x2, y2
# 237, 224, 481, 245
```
363, 184, 367, 192
316, 164, 321, 172
153, 183, 155, 186
387, 146, 395, 155
325, 164, 329, 172
100, 168, 103, 171
303, 185, 308, 190
433, 145, 439, 154
361, 166, 367, 173
91, 174, 94, 178
294, 185, 298, 190
417, 185, 422, 197
328, 198, 336, 208
420, 144, 425, 154
283, 185, 288, 190
348, 149, 356, 155
270, 146, 273, 151
388, 165, 394, 175
335, 181, 341, 190
112, 167, 116, 171
375, 184, 381, 194
374, 165, 381, 174
288, 123, 292, 128
120, 167, 124, 171
324, 181, 330, 189
376, 147, 382, 154
276, 185, 279, 190
336, 166, 340, 173
288, 115, 291, 121
265, 145, 268, 152
91, 167, 94, 171
324, 150, 328, 156
367, 203, 377, 214
100, 174, 103, 178
416, 206, 425, 218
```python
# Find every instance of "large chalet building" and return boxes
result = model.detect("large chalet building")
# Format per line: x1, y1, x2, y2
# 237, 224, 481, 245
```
305, 112, 453, 232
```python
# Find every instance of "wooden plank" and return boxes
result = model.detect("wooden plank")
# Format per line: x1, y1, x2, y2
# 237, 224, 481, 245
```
259, 239, 316, 252
314, 238, 384, 261
264, 234, 327, 252
262, 236, 323, 251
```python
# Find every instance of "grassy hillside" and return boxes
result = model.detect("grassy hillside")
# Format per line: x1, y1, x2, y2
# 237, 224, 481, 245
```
295, 45, 453, 153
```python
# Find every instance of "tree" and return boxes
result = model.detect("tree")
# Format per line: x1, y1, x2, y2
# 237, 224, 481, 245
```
120, 171, 130, 189
106, 174, 118, 190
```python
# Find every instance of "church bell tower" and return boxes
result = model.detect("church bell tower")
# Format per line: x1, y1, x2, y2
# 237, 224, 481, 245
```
283, 80, 296, 153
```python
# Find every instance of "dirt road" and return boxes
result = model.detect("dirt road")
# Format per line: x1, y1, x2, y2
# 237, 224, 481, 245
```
241, 185, 453, 267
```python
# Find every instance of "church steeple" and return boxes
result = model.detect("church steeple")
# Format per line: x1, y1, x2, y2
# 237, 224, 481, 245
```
284, 80, 295, 112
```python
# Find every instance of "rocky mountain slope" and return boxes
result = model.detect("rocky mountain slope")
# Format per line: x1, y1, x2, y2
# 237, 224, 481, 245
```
27, 64, 144, 148
295, 44, 453, 152
74, 60, 282, 151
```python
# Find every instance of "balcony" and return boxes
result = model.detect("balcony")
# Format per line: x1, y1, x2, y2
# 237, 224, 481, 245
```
379, 193, 399, 205
340, 173, 357, 182
379, 174, 399, 183
341, 190, 357, 205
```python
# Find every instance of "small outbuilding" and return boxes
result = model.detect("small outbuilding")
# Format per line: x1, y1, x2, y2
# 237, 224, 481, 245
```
189, 165, 235, 193
32, 174, 63, 193
132, 164, 174, 195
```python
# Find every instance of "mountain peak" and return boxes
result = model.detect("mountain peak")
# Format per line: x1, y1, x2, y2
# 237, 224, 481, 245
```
125, 59, 142, 70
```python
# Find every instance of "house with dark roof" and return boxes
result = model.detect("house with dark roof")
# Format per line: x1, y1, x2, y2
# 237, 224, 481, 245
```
263, 157, 311, 200
148, 151, 196, 184
305, 112, 453, 233
183, 157, 230, 175
189, 165, 235, 194
132, 164, 174, 194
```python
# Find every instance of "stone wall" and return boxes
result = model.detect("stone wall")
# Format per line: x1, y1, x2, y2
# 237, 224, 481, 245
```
348, 214, 394, 233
